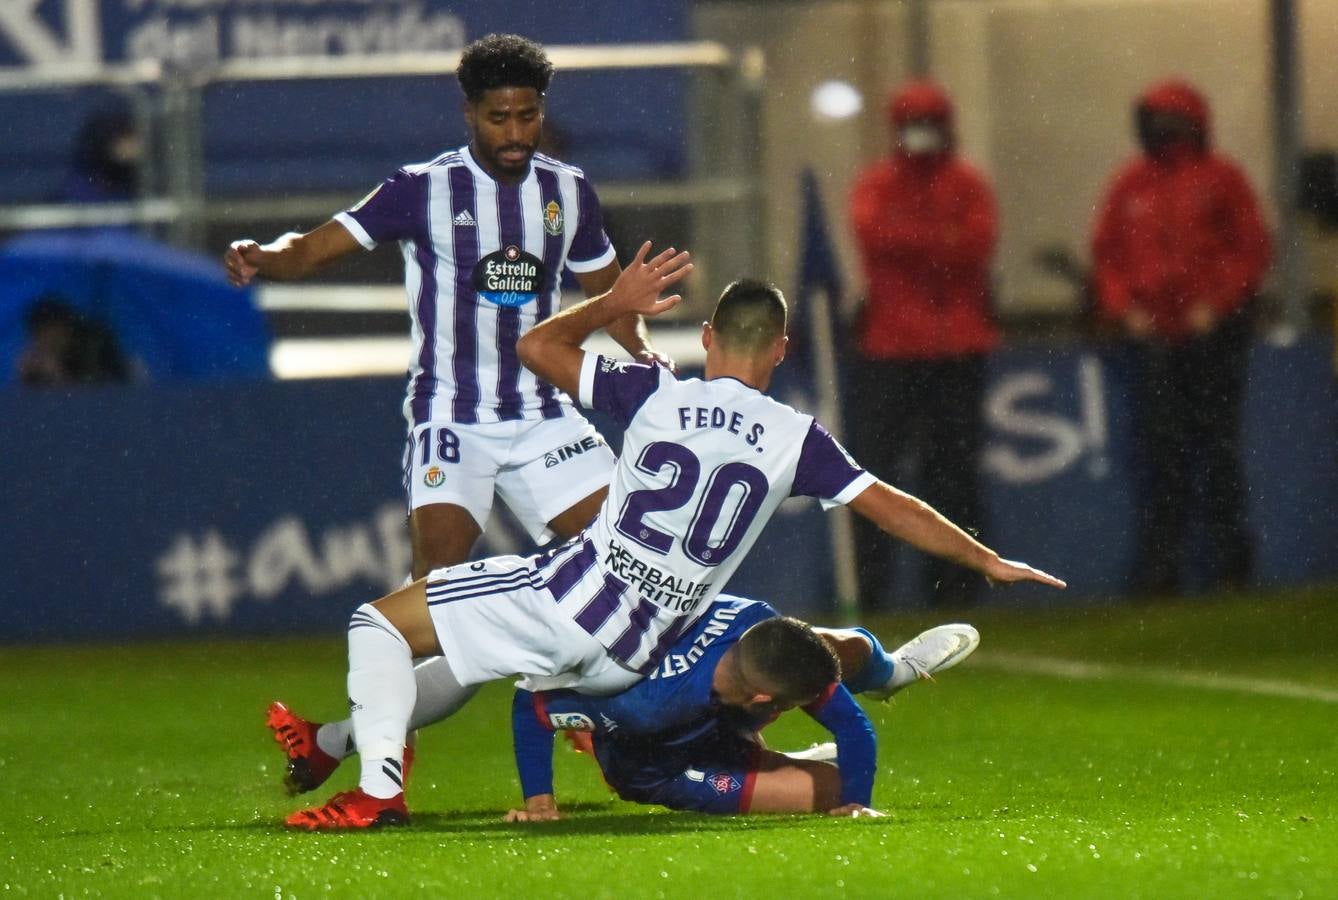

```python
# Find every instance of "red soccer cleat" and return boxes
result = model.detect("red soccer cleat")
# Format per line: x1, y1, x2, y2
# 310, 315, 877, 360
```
284, 789, 409, 831
266, 701, 340, 795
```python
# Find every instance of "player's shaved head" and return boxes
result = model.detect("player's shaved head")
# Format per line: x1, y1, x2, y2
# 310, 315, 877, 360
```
457, 34, 554, 101
709, 279, 788, 353
737, 617, 840, 705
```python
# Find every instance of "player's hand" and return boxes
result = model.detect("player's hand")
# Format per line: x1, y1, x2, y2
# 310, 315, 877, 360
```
983, 556, 1066, 590
504, 794, 560, 823
637, 348, 679, 375
609, 242, 693, 319
224, 239, 264, 287
828, 804, 886, 818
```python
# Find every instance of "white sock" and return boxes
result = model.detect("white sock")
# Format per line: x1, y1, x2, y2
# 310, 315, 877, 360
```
313, 656, 477, 762
410, 656, 478, 725
314, 720, 353, 760
346, 604, 416, 799
310, 569, 414, 759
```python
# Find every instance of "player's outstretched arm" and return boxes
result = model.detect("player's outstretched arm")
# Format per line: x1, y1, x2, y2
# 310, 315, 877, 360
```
847, 481, 1066, 589
224, 219, 362, 286
802, 683, 879, 810
509, 689, 563, 822
518, 241, 692, 396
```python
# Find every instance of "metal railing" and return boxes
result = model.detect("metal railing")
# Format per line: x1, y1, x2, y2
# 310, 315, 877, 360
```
0, 41, 766, 304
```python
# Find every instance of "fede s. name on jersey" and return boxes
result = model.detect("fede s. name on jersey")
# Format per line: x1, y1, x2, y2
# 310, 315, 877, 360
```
529, 353, 876, 676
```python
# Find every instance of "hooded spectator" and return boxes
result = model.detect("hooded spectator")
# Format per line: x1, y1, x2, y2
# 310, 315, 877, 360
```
847, 79, 999, 610
61, 105, 143, 205
1090, 78, 1271, 594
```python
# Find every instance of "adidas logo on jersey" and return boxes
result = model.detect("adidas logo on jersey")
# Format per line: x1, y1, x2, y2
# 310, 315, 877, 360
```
453, 209, 476, 228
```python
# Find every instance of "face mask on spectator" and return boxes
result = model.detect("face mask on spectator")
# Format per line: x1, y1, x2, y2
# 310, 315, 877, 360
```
1136, 110, 1198, 157
899, 123, 946, 156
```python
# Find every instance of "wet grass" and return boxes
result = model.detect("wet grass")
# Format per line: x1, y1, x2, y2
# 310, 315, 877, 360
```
1, 586, 1334, 898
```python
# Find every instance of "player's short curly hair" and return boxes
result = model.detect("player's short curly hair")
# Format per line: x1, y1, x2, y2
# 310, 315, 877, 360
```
738, 617, 840, 704
457, 33, 554, 101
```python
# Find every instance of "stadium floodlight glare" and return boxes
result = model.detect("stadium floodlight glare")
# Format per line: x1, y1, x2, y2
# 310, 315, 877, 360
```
810, 79, 863, 121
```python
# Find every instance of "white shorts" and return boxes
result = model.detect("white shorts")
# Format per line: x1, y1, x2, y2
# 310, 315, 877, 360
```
424, 554, 642, 694
402, 414, 615, 543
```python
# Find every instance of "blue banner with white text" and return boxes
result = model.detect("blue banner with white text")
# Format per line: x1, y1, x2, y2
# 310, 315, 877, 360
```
2, 339, 1335, 643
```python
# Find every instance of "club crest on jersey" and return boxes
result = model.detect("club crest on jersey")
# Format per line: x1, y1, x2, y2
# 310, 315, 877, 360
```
474, 245, 544, 307
549, 712, 595, 731
543, 199, 564, 235
708, 773, 741, 795
424, 466, 446, 487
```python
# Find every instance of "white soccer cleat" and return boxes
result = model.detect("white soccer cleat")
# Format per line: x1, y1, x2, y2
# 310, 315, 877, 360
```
783, 741, 839, 763
864, 623, 980, 701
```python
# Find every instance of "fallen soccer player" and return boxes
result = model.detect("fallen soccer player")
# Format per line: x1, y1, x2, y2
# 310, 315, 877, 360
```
267, 596, 978, 819
503, 596, 979, 819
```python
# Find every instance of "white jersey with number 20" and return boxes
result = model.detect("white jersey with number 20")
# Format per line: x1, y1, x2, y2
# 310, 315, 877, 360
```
532, 353, 876, 675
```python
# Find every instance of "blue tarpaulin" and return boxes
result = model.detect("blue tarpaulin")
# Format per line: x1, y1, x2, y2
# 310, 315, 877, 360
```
0, 231, 269, 384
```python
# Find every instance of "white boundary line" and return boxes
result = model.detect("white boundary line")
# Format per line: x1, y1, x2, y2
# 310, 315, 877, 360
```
973, 652, 1338, 705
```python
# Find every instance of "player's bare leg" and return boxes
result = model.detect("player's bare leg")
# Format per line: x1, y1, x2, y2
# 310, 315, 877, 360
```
545, 486, 608, 540
744, 751, 843, 814
410, 502, 483, 579
813, 627, 874, 678
366, 579, 443, 657
403, 488, 606, 741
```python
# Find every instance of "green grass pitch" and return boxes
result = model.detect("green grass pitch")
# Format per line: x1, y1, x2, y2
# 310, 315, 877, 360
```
2, 587, 1333, 898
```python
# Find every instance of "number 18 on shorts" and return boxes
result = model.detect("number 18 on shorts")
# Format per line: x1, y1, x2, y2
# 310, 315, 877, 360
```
400, 417, 615, 542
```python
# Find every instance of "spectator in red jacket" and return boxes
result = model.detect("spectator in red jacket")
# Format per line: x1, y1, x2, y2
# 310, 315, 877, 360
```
848, 80, 999, 610
1091, 79, 1271, 595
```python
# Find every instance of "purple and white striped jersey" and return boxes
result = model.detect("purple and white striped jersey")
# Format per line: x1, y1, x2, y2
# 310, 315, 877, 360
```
534, 353, 877, 675
334, 146, 617, 426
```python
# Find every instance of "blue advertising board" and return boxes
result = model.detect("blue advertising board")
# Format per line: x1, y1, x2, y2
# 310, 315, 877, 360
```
2, 339, 1335, 643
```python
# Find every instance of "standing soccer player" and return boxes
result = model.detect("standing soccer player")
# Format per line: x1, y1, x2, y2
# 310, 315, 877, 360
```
279, 247, 1065, 829
224, 34, 661, 579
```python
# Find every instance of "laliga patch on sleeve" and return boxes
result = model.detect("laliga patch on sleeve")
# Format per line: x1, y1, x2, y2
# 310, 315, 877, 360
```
549, 712, 595, 731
